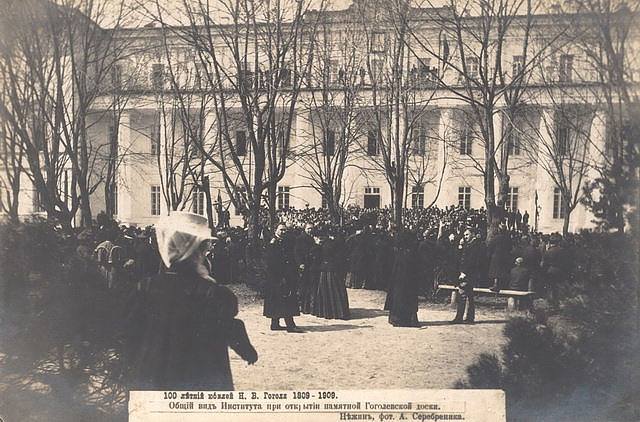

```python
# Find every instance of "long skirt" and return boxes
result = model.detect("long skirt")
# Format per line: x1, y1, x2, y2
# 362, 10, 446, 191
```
345, 271, 366, 289
299, 271, 318, 314
312, 271, 350, 320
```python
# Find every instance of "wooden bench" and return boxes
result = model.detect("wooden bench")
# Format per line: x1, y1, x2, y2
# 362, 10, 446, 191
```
437, 284, 536, 311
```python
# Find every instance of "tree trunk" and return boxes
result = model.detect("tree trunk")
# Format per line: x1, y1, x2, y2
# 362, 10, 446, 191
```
203, 176, 215, 234
562, 210, 571, 236
394, 177, 404, 228
267, 183, 277, 230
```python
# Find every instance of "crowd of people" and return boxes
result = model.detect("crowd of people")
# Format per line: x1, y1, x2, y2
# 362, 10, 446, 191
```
83, 205, 568, 329
66, 205, 573, 390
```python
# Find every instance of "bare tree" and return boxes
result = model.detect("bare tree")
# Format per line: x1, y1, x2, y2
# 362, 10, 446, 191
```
525, 102, 595, 235
0, 0, 133, 229
409, 0, 557, 236
142, 0, 322, 241
557, 1, 640, 232
353, 0, 442, 227
295, 12, 366, 222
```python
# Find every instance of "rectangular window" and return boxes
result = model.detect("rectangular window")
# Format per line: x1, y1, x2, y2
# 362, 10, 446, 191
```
506, 187, 519, 212
151, 63, 164, 89
370, 58, 384, 84
0, 127, 6, 158
364, 186, 381, 209
324, 129, 335, 156
367, 130, 378, 156
280, 67, 292, 87
33, 187, 44, 212
235, 130, 247, 156
151, 113, 160, 156
194, 62, 205, 89
278, 130, 288, 157
192, 188, 206, 216
329, 59, 340, 85
555, 121, 570, 156
107, 125, 116, 146
111, 64, 122, 89
507, 120, 522, 156
512, 55, 523, 79
412, 126, 426, 156
458, 186, 471, 209
559, 54, 574, 83
459, 126, 472, 155
277, 186, 290, 210
411, 185, 424, 209
371, 32, 386, 53
467, 57, 479, 78
553, 187, 566, 219
151, 185, 161, 216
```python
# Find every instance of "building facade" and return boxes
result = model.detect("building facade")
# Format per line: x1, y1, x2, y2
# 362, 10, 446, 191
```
2, 0, 638, 232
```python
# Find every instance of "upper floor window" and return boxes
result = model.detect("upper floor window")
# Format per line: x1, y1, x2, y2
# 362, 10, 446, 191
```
512, 55, 524, 80
555, 121, 571, 156
111, 64, 122, 89
370, 58, 384, 84
506, 118, 522, 156
150, 63, 164, 90
150, 113, 160, 156
559, 54, 574, 83
412, 126, 426, 156
459, 125, 473, 155
235, 130, 247, 156
467, 57, 479, 79
553, 187, 566, 219
367, 130, 378, 156
371, 32, 386, 53
324, 129, 335, 156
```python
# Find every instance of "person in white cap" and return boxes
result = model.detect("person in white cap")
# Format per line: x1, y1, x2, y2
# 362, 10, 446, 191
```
125, 212, 257, 390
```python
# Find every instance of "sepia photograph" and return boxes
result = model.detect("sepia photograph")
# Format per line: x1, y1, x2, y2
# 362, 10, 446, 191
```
0, 0, 638, 420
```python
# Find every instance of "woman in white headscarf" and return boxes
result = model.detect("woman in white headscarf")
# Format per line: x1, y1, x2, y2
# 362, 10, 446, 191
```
126, 212, 257, 391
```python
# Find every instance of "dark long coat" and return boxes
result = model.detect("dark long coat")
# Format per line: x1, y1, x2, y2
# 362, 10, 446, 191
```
487, 233, 513, 281
458, 238, 485, 285
263, 236, 300, 318
384, 234, 421, 326
126, 268, 257, 391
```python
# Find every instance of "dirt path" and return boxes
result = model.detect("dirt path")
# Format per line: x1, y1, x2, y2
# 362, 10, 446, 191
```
230, 287, 508, 390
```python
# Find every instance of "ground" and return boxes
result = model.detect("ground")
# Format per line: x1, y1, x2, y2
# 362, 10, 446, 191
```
230, 286, 509, 390
0, 285, 511, 422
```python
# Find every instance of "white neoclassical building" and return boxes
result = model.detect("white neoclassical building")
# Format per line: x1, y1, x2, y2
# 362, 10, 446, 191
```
2, 0, 638, 232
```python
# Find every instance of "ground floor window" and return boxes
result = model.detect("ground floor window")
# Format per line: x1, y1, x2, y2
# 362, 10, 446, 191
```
151, 185, 161, 216
411, 185, 424, 208
458, 186, 471, 209
277, 186, 290, 210
364, 187, 381, 209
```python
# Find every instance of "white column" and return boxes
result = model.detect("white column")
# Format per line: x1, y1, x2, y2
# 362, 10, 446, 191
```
116, 110, 133, 222
435, 107, 454, 207
534, 107, 556, 232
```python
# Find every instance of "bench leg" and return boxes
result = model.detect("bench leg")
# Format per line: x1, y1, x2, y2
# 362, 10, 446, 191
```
450, 290, 458, 308
507, 297, 517, 311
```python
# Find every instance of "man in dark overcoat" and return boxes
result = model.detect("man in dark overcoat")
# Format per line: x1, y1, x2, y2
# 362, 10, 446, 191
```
295, 223, 316, 313
487, 223, 513, 291
453, 228, 484, 324
264, 224, 303, 332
